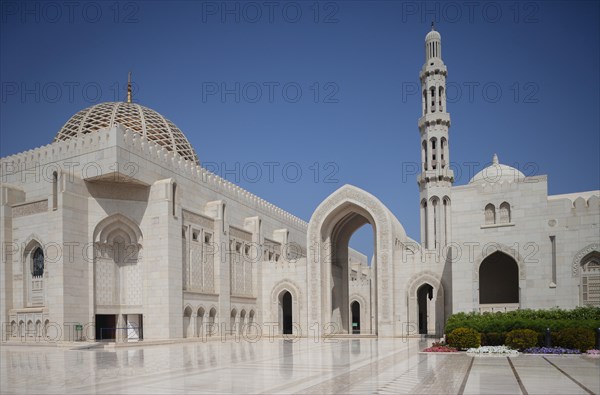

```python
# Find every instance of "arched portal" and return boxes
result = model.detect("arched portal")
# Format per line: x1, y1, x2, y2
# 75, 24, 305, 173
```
407, 271, 444, 337
479, 251, 519, 309
279, 291, 293, 335
308, 185, 405, 337
350, 301, 360, 334
183, 306, 192, 338
196, 307, 205, 337
417, 284, 433, 334
93, 214, 143, 341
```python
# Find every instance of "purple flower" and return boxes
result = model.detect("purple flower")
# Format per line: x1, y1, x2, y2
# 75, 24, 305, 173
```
524, 347, 581, 354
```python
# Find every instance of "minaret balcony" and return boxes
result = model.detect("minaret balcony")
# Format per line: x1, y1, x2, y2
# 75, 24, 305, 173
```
417, 168, 454, 185
418, 112, 451, 129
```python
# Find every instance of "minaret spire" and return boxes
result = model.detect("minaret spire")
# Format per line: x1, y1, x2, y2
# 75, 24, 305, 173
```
127, 71, 132, 103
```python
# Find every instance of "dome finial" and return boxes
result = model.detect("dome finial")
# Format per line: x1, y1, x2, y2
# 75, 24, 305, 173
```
492, 153, 499, 165
127, 71, 132, 103
431, 21, 435, 31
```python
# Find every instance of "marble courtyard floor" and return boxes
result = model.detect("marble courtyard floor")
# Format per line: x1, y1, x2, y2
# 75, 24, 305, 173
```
1, 338, 599, 394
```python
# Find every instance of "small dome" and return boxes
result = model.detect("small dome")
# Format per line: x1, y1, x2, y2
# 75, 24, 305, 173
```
425, 29, 441, 41
54, 102, 199, 164
469, 154, 525, 185
426, 23, 441, 41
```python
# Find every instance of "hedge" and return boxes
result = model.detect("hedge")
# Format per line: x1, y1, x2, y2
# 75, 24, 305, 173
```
445, 306, 600, 335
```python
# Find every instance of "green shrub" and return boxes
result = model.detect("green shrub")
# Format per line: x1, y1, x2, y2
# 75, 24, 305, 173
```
444, 307, 600, 335
482, 332, 506, 346
555, 328, 595, 352
506, 329, 538, 350
447, 327, 480, 350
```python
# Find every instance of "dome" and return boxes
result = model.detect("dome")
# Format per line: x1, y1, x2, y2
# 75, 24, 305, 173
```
469, 154, 525, 185
425, 29, 441, 41
425, 23, 441, 41
54, 102, 200, 164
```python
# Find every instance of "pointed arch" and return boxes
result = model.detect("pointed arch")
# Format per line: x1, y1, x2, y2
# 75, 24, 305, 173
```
22, 236, 45, 307
406, 271, 445, 336
93, 213, 143, 245
473, 244, 525, 310
183, 305, 193, 338
93, 213, 143, 308
499, 202, 511, 223
271, 280, 302, 336
308, 184, 406, 336
484, 203, 496, 225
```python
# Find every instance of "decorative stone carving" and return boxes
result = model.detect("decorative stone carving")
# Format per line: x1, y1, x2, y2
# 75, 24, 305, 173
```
183, 209, 214, 230
12, 200, 48, 218
572, 243, 600, 276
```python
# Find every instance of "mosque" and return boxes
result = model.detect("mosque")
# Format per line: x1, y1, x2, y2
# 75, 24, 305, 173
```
1, 27, 598, 342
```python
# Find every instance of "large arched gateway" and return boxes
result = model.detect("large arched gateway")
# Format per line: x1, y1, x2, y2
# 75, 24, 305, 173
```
307, 185, 407, 336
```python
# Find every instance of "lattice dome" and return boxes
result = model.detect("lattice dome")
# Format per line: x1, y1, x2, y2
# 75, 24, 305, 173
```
54, 102, 199, 164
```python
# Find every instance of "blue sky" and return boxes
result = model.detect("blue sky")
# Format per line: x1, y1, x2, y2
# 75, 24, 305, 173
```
1, 1, 599, 259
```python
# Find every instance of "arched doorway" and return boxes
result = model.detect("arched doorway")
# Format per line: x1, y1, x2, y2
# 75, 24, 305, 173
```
93, 214, 143, 342
239, 310, 246, 334
350, 301, 360, 334
479, 251, 519, 311
196, 307, 205, 337
279, 291, 293, 335
183, 306, 192, 338
307, 185, 404, 337
417, 284, 433, 334
230, 309, 237, 335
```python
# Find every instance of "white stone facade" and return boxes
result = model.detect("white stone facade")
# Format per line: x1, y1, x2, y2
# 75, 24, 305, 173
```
1, 27, 598, 342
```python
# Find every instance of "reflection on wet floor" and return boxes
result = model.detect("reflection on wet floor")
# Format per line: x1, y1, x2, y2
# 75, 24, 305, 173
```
1, 338, 598, 394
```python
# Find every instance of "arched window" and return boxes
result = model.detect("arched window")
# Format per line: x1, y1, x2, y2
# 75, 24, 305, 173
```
420, 199, 428, 247
440, 138, 447, 168
499, 202, 511, 223
52, 171, 58, 210
484, 204, 496, 225
431, 197, 439, 248
430, 138, 437, 169
423, 89, 427, 115
581, 251, 600, 307
172, 183, 177, 217
422, 140, 428, 170
32, 248, 44, 277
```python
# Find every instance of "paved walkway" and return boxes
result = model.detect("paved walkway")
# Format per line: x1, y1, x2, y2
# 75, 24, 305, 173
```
1, 338, 598, 394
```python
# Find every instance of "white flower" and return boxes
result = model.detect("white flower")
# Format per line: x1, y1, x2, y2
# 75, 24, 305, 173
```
466, 346, 519, 355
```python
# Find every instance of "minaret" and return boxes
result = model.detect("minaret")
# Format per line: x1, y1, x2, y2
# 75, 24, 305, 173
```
418, 23, 453, 251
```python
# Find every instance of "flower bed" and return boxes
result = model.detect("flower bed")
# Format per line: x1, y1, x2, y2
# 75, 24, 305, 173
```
466, 345, 519, 355
423, 345, 458, 352
586, 349, 600, 356
523, 347, 580, 354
